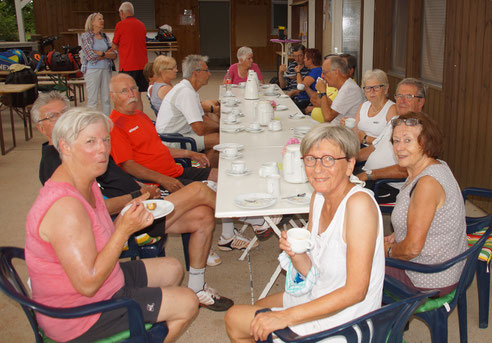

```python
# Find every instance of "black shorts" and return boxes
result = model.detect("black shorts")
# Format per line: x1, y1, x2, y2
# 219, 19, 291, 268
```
68, 260, 162, 343
120, 70, 149, 92
177, 167, 211, 185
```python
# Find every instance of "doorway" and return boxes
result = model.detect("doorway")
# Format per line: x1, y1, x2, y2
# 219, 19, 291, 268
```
199, 1, 230, 69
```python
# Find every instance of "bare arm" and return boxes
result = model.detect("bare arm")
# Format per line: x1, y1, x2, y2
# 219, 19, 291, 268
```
157, 84, 173, 100
357, 145, 375, 162
39, 196, 152, 297
190, 119, 219, 136
168, 147, 210, 167
385, 175, 445, 259
278, 64, 288, 88
357, 164, 408, 181
302, 76, 317, 99
121, 160, 184, 192
251, 191, 380, 341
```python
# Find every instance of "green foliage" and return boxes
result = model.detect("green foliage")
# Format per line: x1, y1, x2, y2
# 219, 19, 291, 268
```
0, 0, 35, 41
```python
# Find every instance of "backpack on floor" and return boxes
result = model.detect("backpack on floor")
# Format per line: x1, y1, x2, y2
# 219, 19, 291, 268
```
1, 64, 38, 107
0, 49, 27, 71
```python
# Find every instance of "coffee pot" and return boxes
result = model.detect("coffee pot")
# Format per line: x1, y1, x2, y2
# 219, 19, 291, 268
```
283, 144, 308, 183
244, 70, 259, 100
255, 100, 273, 126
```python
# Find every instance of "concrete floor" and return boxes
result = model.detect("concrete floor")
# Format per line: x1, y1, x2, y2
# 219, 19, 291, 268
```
0, 71, 491, 342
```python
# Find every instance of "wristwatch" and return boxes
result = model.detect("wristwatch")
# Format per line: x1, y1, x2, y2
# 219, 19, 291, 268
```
365, 169, 373, 181
130, 190, 142, 199
362, 135, 368, 145
318, 92, 327, 99
387, 246, 392, 257
102, 51, 105, 57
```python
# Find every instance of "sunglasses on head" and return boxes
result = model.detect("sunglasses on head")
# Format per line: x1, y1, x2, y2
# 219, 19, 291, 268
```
391, 118, 421, 128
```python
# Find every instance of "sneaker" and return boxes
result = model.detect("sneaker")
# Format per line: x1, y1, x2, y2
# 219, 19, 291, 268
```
207, 248, 222, 266
252, 215, 282, 240
217, 230, 258, 251
196, 283, 234, 311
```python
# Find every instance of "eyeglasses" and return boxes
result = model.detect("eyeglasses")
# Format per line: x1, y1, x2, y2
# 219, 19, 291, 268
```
38, 108, 68, 123
301, 155, 347, 168
363, 84, 385, 92
164, 66, 177, 70
195, 68, 210, 73
391, 118, 421, 128
114, 86, 138, 95
394, 93, 423, 101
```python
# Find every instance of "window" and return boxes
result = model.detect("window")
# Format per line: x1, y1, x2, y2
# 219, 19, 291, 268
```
420, 0, 446, 84
390, 0, 408, 76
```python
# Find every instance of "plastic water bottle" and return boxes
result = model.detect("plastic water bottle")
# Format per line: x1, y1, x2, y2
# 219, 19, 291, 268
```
225, 69, 231, 92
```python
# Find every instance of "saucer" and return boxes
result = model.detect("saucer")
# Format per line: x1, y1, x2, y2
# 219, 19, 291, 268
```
226, 168, 252, 176
221, 107, 232, 114
213, 143, 244, 152
235, 193, 277, 209
221, 152, 243, 160
245, 127, 264, 133
223, 119, 240, 125
289, 114, 305, 120
222, 92, 235, 97
221, 125, 245, 133
264, 92, 278, 96
268, 127, 282, 132
276, 105, 288, 111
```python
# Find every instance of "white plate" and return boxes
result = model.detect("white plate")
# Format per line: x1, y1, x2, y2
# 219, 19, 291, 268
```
221, 152, 243, 160
222, 92, 235, 97
279, 94, 290, 98
276, 105, 288, 111
213, 143, 244, 151
121, 200, 174, 219
226, 168, 252, 176
289, 114, 305, 120
264, 92, 278, 96
245, 127, 264, 133
223, 119, 240, 125
285, 193, 312, 205
268, 127, 282, 132
261, 84, 271, 89
221, 125, 245, 133
235, 193, 277, 209
221, 107, 232, 114
293, 126, 311, 133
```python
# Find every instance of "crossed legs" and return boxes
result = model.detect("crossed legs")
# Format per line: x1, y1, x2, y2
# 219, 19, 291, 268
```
225, 293, 284, 343
164, 182, 216, 268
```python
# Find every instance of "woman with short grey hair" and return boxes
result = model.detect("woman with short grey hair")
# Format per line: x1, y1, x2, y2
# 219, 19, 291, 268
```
26, 107, 198, 342
226, 124, 384, 341
344, 69, 397, 145
80, 12, 117, 115
224, 46, 264, 84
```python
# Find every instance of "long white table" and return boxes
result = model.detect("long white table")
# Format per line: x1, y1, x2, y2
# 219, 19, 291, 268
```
215, 84, 318, 301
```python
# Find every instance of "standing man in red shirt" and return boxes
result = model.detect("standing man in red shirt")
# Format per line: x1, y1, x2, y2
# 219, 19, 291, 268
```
112, 1, 147, 111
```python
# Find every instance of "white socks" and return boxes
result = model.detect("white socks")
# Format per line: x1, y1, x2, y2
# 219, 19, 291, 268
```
221, 218, 235, 240
188, 267, 205, 293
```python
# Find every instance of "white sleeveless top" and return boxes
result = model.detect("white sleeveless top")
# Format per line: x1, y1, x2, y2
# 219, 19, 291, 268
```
280, 185, 385, 340
357, 100, 394, 138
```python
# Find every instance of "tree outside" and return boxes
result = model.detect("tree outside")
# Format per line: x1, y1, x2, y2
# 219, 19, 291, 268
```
0, 0, 35, 41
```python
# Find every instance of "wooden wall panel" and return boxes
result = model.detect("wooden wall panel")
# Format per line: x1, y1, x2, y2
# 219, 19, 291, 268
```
231, 0, 278, 72
154, 0, 200, 67
375, 0, 492, 211
372, 0, 392, 72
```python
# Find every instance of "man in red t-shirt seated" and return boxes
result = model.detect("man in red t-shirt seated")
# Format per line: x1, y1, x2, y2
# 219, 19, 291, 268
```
109, 73, 218, 193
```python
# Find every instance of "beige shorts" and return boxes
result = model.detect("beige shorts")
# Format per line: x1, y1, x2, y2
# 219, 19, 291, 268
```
161, 131, 205, 152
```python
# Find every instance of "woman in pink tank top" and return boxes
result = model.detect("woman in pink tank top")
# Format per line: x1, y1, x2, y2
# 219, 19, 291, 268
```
25, 107, 197, 342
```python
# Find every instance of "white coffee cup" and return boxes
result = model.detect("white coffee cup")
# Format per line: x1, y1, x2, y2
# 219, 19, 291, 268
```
259, 162, 279, 177
268, 120, 282, 131
225, 98, 236, 106
297, 83, 305, 91
266, 174, 281, 197
344, 118, 356, 129
231, 108, 240, 115
287, 227, 314, 254
231, 160, 246, 173
249, 122, 260, 130
223, 147, 238, 157
226, 113, 237, 123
